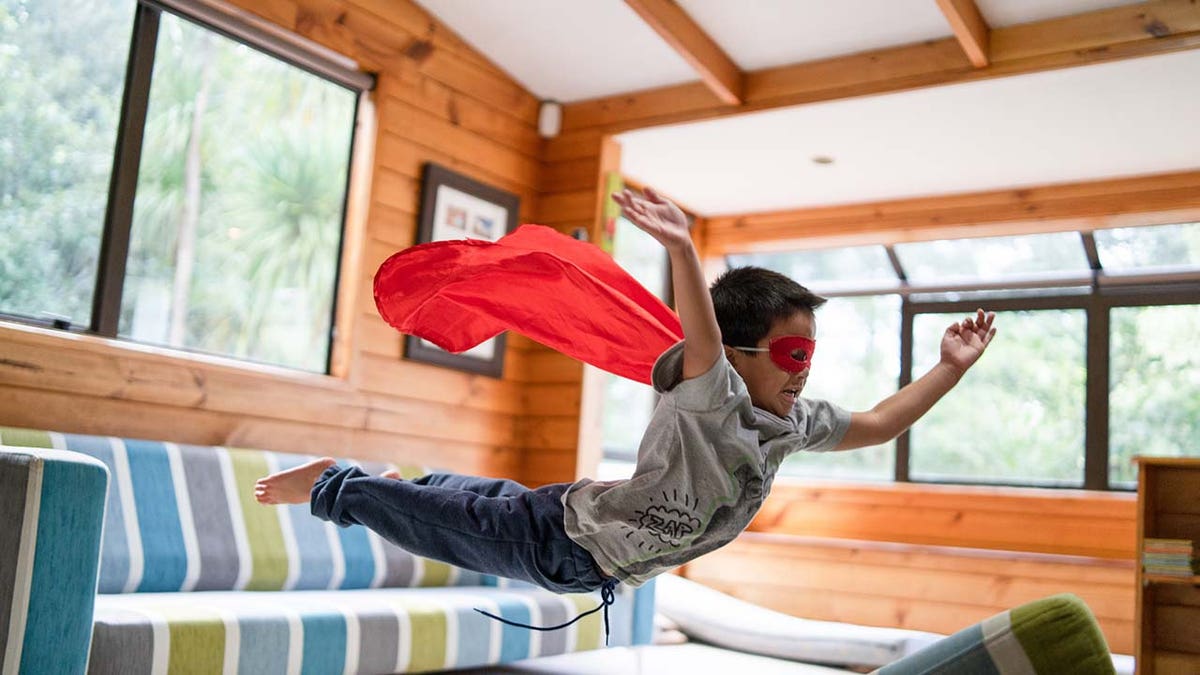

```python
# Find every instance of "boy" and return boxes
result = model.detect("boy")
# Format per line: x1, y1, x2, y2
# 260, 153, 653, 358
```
255, 187, 995, 609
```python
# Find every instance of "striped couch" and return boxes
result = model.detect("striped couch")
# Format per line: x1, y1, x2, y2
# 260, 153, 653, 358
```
0, 427, 655, 674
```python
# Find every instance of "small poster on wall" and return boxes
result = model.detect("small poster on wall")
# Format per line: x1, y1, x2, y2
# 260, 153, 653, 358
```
405, 162, 520, 377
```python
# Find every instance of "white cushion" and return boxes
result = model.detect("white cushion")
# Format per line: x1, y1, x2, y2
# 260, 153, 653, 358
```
656, 574, 944, 668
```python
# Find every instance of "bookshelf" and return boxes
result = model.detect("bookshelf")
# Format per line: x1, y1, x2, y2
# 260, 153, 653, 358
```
1134, 457, 1200, 675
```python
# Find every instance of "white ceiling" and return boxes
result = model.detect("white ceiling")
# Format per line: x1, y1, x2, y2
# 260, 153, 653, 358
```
413, 0, 1200, 215
619, 50, 1200, 214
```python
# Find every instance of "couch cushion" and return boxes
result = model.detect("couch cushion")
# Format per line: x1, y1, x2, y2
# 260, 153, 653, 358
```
872, 593, 1115, 675
656, 574, 943, 669
87, 584, 639, 674
0, 447, 108, 674
0, 427, 490, 593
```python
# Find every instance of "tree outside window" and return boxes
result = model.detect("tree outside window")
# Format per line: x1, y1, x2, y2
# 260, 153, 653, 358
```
0, 0, 363, 373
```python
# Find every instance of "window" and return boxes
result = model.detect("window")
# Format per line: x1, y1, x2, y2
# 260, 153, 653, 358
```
0, 0, 371, 373
780, 294, 899, 481
1108, 304, 1200, 487
894, 232, 1091, 285
909, 309, 1086, 486
0, 0, 134, 326
597, 215, 670, 479
727, 223, 1200, 490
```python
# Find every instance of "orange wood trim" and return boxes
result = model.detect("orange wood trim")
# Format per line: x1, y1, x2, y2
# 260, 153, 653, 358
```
936, 0, 991, 67
623, 0, 744, 105
752, 480, 1137, 560
684, 532, 1136, 654
701, 170, 1200, 255
563, 0, 1200, 133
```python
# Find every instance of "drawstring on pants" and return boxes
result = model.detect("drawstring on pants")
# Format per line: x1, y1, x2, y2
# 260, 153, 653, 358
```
474, 578, 619, 645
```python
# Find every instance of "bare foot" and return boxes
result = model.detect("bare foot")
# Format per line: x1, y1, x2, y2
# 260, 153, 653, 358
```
381, 469, 402, 480
255, 457, 337, 505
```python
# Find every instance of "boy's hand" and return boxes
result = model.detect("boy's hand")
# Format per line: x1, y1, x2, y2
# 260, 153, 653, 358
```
941, 309, 996, 376
611, 187, 691, 252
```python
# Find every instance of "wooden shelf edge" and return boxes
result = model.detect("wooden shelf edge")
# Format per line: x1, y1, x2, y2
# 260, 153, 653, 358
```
1142, 574, 1200, 586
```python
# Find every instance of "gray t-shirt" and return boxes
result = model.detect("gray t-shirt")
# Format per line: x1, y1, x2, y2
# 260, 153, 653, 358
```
562, 341, 851, 586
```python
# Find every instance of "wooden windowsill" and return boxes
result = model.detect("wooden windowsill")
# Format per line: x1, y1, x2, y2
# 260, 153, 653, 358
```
0, 320, 354, 393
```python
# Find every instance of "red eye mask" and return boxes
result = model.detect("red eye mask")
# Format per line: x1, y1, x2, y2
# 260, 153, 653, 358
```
731, 335, 816, 373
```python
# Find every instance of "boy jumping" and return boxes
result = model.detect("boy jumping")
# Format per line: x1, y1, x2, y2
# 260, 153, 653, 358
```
256, 186, 995, 611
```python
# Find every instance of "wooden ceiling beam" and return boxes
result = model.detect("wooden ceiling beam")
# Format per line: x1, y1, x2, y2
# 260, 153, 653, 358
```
699, 169, 1200, 255
624, 0, 744, 105
936, 0, 990, 67
567, 0, 1200, 133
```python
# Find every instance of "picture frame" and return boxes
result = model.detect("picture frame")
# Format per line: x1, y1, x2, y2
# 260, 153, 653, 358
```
404, 162, 521, 378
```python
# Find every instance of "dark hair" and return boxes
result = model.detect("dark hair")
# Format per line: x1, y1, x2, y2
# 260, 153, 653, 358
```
710, 266, 826, 349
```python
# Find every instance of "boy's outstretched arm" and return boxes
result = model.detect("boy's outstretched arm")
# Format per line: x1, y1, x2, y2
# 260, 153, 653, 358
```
611, 187, 722, 380
835, 309, 996, 450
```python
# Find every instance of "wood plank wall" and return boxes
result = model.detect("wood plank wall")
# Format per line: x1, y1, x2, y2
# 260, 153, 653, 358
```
688, 481, 1139, 653
0, 0, 587, 482
684, 533, 1136, 655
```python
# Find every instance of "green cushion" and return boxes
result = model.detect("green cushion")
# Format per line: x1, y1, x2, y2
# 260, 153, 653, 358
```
874, 594, 1114, 675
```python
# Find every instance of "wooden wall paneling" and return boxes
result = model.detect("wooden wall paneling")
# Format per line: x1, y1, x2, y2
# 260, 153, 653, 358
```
356, 355, 525, 415
357, 313, 402, 360
519, 416, 582, 453
370, 165, 420, 216
520, 383, 584, 418
379, 97, 540, 191
522, 127, 614, 484
286, 0, 540, 120
543, 128, 607, 164
536, 189, 600, 227
237, 0, 297, 30
541, 156, 603, 194
685, 533, 1136, 654
516, 447, 579, 487
753, 482, 1137, 559
377, 66, 542, 158
504, 348, 583, 384
344, 0, 526, 79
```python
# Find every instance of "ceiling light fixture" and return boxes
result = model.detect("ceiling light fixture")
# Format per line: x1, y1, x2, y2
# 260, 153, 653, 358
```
812, 155, 835, 165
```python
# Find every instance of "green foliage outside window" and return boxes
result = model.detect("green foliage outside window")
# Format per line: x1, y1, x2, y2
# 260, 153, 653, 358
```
120, 12, 355, 371
1108, 304, 1200, 485
0, 0, 358, 372
910, 310, 1087, 485
0, 0, 132, 325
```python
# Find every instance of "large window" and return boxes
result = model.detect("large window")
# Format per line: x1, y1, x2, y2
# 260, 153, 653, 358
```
0, 0, 370, 372
729, 223, 1200, 490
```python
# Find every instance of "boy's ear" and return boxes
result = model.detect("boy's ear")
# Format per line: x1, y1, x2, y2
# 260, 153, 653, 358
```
722, 345, 738, 364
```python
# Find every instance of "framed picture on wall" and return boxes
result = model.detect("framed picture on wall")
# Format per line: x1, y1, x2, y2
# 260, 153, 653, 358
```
403, 162, 520, 378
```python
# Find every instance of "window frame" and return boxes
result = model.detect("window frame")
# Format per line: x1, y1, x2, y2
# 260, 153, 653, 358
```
9, 0, 374, 375
728, 230, 1200, 491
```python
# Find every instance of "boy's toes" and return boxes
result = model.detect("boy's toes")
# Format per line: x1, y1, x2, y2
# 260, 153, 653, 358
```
381, 469, 401, 480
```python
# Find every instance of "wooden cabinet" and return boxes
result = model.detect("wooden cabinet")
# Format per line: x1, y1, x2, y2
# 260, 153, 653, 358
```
1134, 457, 1200, 675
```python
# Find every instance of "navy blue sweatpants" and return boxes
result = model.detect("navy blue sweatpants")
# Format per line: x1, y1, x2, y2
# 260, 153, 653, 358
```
310, 466, 608, 594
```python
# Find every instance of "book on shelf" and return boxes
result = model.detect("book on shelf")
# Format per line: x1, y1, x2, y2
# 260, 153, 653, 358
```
1141, 537, 1196, 577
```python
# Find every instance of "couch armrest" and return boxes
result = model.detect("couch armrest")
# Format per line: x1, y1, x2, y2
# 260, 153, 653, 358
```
873, 594, 1115, 675
1, 447, 109, 674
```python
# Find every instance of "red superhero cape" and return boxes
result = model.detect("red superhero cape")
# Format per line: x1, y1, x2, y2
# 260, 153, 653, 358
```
373, 224, 683, 385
